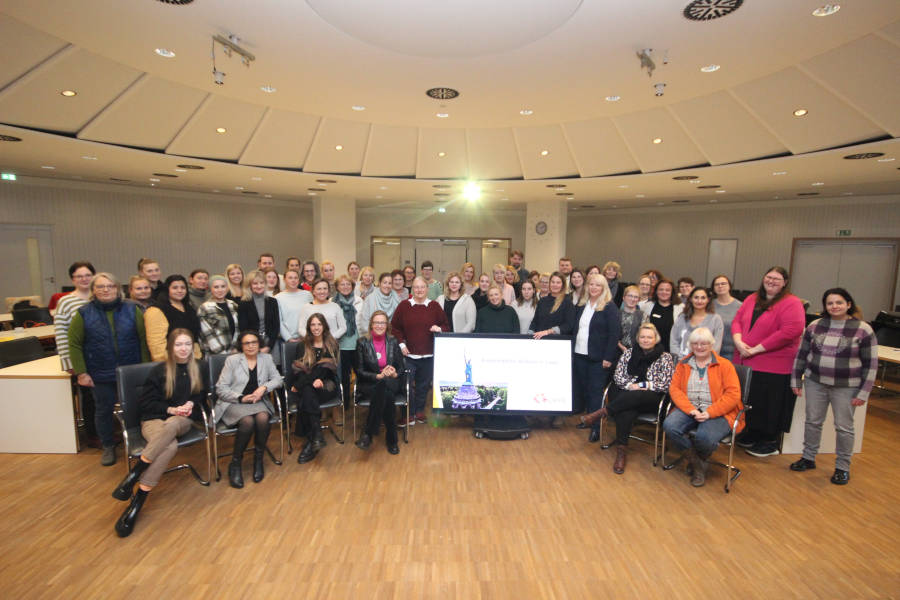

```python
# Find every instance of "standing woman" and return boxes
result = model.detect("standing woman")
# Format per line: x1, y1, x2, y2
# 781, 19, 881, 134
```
276, 269, 313, 344
538, 272, 551, 299
237, 270, 281, 357
144, 275, 202, 362
711, 275, 742, 360
128, 276, 153, 311
214, 331, 283, 487
56, 261, 97, 372
334, 275, 363, 414
69, 273, 149, 466
138, 258, 163, 301
300, 261, 320, 291
602, 261, 624, 307
789, 288, 877, 485
355, 310, 404, 454
321, 261, 337, 294
530, 272, 575, 339
670, 287, 724, 362
263, 268, 281, 297
513, 280, 538, 335
347, 261, 361, 283
645, 279, 682, 352
111, 329, 206, 537
436, 271, 477, 333
471, 273, 492, 310
617, 285, 647, 353
569, 269, 587, 307
572, 274, 620, 438
391, 269, 409, 301
731, 266, 805, 458
475, 285, 520, 334
225, 264, 245, 302
197, 275, 239, 356
285, 257, 302, 275
355, 266, 376, 300
460, 262, 478, 296
636, 275, 654, 309
492, 263, 516, 306
288, 314, 341, 464
297, 279, 347, 340
360, 272, 402, 336
505, 265, 521, 297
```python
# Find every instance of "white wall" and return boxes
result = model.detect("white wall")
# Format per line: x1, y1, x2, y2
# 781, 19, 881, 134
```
0, 178, 313, 292
566, 194, 900, 308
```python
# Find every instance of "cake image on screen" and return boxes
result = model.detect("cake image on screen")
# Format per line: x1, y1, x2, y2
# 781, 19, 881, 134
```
439, 356, 508, 411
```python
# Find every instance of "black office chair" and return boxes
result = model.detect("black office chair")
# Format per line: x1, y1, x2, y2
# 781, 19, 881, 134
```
281, 341, 345, 451
661, 364, 753, 493
207, 353, 284, 481
598, 383, 668, 466
0, 336, 46, 368
114, 362, 212, 485
353, 368, 411, 445
12, 307, 53, 328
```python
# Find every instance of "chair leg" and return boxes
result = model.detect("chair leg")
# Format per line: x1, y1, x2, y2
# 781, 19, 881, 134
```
652, 421, 660, 467
213, 433, 221, 481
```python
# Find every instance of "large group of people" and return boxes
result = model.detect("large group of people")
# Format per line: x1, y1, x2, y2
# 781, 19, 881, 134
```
46, 251, 879, 538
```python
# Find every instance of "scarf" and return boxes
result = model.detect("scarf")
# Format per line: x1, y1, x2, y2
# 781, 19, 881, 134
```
334, 292, 357, 337
372, 289, 400, 316
626, 343, 664, 381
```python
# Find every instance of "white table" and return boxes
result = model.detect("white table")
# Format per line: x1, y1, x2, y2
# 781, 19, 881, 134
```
782, 381, 872, 456
0, 356, 77, 453
0, 325, 56, 342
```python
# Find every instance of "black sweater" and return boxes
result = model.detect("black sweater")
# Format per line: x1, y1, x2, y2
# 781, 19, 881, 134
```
475, 302, 520, 334
529, 294, 575, 335
139, 362, 206, 421
237, 296, 280, 351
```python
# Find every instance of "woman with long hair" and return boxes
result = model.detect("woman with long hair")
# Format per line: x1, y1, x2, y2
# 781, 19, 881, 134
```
644, 278, 682, 351
197, 274, 239, 355
513, 280, 538, 335
355, 266, 376, 300
300, 261, 320, 291
435, 271, 477, 333
670, 286, 724, 362
360, 272, 402, 335
111, 329, 205, 537
460, 262, 478, 296
224, 263, 245, 301
289, 314, 341, 464
334, 274, 363, 414
529, 272, 575, 339
144, 275, 202, 362
355, 310, 404, 454
263, 267, 281, 297
492, 263, 516, 306
569, 268, 587, 307
237, 270, 281, 356
471, 273, 492, 310
711, 275, 742, 360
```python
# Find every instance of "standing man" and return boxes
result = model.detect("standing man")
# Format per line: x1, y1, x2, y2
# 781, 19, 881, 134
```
421, 261, 443, 300
511, 250, 528, 286
259, 253, 284, 287
559, 257, 574, 291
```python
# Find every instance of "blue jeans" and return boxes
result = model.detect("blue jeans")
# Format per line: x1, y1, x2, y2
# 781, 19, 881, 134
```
663, 409, 731, 458
92, 381, 118, 448
406, 356, 433, 415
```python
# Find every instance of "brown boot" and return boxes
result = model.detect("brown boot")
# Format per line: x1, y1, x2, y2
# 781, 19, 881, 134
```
613, 445, 627, 474
581, 406, 608, 427
691, 451, 708, 487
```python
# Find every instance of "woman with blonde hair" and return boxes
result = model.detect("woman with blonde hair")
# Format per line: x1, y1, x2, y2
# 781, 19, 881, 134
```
492, 263, 516, 306
529, 272, 575, 339
460, 262, 478, 295
236, 270, 280, 356
355, 266, 376, 300
224, 263, 245, 301
436, 271, 477, 333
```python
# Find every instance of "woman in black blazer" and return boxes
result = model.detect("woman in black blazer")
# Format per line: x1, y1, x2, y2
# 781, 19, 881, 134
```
529, 272, 575, 338
573, 274, 620, 440
354, 310, 405, 455
237, 270, 280, 356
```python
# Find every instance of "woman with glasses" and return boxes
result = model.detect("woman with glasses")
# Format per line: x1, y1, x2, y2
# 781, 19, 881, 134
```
355, 311, 405, 454
300, 261, 320, 292
731, 267, 805, 458
617, 285, 647, 353
711, 275, 742, 360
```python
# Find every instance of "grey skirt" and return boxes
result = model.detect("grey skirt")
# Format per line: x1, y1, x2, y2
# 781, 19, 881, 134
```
218, 398, 274, 427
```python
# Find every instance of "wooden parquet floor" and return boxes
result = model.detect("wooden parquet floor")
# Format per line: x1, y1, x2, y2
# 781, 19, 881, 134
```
2, 396, 899, 599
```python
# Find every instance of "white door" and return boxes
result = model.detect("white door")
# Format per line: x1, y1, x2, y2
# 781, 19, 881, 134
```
0, 224, 56, 303
372, 242, 401, 277
706, 239, 738, 287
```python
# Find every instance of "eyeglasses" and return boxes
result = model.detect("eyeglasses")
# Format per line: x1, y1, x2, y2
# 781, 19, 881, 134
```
690, 341, 711, 347
372, 321, 388, 327
73, 274, 93, 279
764, 276, 784, 283
242, 340, 259, 346
94, 284, 117, 290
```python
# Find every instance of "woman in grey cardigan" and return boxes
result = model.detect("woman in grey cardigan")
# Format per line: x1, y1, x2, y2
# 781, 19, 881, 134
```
435, 272, 476, 333
670, 287, 723, 362
214, 330, 283, 488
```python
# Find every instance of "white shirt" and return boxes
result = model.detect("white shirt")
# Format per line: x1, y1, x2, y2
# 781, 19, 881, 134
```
574, 302, 595, 355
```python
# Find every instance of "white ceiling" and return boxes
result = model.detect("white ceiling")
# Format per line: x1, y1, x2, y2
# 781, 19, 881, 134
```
0, 0, 898, 210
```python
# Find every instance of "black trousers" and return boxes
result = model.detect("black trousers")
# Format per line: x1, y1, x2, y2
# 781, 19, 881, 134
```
340, 349, 357, 410
294, 385, 336, 438
745, 371, 795, 440
607, 386, 664, 446
362, 378, 400, 446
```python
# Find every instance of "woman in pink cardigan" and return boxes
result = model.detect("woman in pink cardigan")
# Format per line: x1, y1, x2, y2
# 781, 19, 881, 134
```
731, 266, 805, 458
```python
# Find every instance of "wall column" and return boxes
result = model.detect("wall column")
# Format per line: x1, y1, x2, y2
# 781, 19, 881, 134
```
313, 197, 357, 271
524, 199, 567, 274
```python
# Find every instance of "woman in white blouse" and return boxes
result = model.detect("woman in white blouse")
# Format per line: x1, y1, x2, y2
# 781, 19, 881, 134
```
297, 279, 347, 340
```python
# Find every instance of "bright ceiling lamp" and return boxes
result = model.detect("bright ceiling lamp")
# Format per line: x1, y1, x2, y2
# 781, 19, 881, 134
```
463, 181, 481, 202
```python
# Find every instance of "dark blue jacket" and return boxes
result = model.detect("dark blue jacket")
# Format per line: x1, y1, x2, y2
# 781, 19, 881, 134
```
574, 302, 621, 363
79, 299, 143, 382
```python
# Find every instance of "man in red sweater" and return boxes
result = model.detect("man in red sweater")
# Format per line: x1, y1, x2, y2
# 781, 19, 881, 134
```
390, 277, 450, 424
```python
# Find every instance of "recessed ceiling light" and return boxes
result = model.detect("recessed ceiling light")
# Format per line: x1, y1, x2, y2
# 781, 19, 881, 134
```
519, 109, 533, 116
155, 48, 176, 58
436, 113, 449, 118
251, 176, 262, 181
700, 64, 720, 73
335, 145, 343, 151
618, 184, 629, 189
174, 168, 187, 173
656, 202, 665, 206
605, 95, 620, 102
351, 105, 366, 111
215, 127, 227, 133
841, 192, 853, 196
437, 207, 446, 213
877, 157, 895, 162
710, 199, 718, 203
260, 85, 276, 93
652, 138, 662, 144
773, 171, 787, 175
636, 194, 645, 198
81, 155, 97, 160
689, 180, 700, 184
812, 182, 825, 186
235, 186, 244, 190
41, 165, 55, 170
60, 90, 77, 97
308, 191, 316, 196
566, 196, 574, 200
540, 150, 549, 156
379, 186, 388, 190
793, 108, 808, 117
437, 152, 446, 157
375, 195, 383, 199
149, 178, 160, 182
715, 189, 726, 193
812, 4, 840, 17
264, 194, 272, 198
212, 189, 220, 193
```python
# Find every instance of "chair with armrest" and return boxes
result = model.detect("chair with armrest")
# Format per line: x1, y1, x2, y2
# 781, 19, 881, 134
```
353, 367, 411, 445
114, 361, 212, 485
12, 307, 53, 328
281, 340, 345, 449
207, 353, 284, 482
598, 382, 668, 466
0, 336, 46, 368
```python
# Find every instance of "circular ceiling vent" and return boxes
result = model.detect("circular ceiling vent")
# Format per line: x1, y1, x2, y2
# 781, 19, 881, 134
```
155, 0, 195, 4
176, 164, 204, 170
152, 172, 178, 178
546, 184, 566, 188
307, 187, 326, 192
672, 175, 699, 180
109, 178, 131, 183
797, 192, 819, 196
426, 87, 459, 100
0, 134, 22, 142
432, 184, 452, 189
683, 0, 743, 21
843, 152, 884, 160
697, 184, 721, 189
433, 192, 450, 197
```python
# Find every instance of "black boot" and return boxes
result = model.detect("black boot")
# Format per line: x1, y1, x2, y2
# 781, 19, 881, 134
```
298, 439, 317, 464
252, 448, 265, 483
112, 458, 150, 501
228, 459, 244, 488
355, 433, 372, 450
115, 488, 148, 538
311, 428, 327, 451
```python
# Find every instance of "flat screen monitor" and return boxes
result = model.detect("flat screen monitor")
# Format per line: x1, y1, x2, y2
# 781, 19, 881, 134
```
432, 333, 573, 416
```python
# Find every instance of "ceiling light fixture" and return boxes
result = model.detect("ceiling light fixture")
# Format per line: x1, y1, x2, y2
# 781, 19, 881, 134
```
463, 181, 481, 202
636, 194, 645, 198
700, 64, 720, 73
235, 186, 244, 190
773, 171, 787, 175
540, 150, 549, 156
351, 105, 366, 111
793, 108, 808, 117
605, 95, 621, 102
174, 168, 187, 172
436, 112, 449, 118
215, 127, 227, 133
812, 4, 840, 17
715, 189, 726, 193
41, 165, 55, 170
438, 152, 446, 157
1, 173, 17, 181
154, 48, 176, 58
60, 90, 77, 97
149, 178, 160, 182
812, 182, 824, 186
877, 157, 895, 162
335, 145, 343, 151
260, 85, 276, 93
652, 138, 662, 144
437, 207, 446, 213
251, 176, 262, 181
81, 155, 97, 160
618, 184, 629, 189
520, 109, 533, 116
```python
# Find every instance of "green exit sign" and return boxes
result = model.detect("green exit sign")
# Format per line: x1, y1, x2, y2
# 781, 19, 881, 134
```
0, 173, 16, 181
837, 229, 852, 237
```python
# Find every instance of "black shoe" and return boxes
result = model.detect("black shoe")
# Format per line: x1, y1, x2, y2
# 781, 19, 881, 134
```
252, 449, 265, 483
228, 460, 244, 488
588, 429, 601, 443
311, 430, 327, 451
745, 441, 780, 457
387, 443, 399, 455
830, 469, 850, 485
115, 488, 148, 538
112, 459, 149, 501
790, 458, 816, 472
355, 434, 372, 450
735, 431, 756, 449
576, 422, 589, 429
297, 441, 318, 464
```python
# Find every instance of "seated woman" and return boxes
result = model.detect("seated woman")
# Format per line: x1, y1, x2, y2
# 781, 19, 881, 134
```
513, 280, 538, 335
670, 286, 724, 362
237, 270, 280, 357
529, 272, 575, 339
197, 275, 239, 355
583, 323, 674, 474
288, 313, 341, 464
475, 284, 520, 334
355, 310, 404, 454
662, 327, 743, 487
436, 271, 477, 333
214, 330, 284, 488
111, 329, 206, 537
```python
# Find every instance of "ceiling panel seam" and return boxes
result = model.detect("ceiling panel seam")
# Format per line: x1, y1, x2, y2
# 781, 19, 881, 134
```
359, 122, 373, 176
608, 117, 647, 174
664, 105, 715, 167
873, 28, 900, 49
77, 72, 148, 141
0, 40, 71, 95
463, 129, 473, 180
0, 43, 77, 97
237, 106, 272, 166
559, 123, 585, 177
359, 121, 380, 174
509, 127, 528, 182
795, 62, 892, 137
164, 93, 214, 155
301, 116, 327, 172
724, 87, 795, 155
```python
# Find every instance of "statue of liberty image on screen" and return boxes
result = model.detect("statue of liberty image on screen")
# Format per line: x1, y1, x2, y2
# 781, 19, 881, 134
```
439, 352, 508, 411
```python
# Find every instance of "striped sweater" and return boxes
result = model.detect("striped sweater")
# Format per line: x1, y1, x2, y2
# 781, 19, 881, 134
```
791, 317, 878, 401
54, 293, 89, 371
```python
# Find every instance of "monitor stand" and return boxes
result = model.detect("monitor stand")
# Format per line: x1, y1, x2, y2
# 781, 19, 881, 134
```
472, 414, 530, 440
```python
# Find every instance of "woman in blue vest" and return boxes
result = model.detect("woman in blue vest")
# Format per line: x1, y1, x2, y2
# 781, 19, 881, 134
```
69, 272, 150, 466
